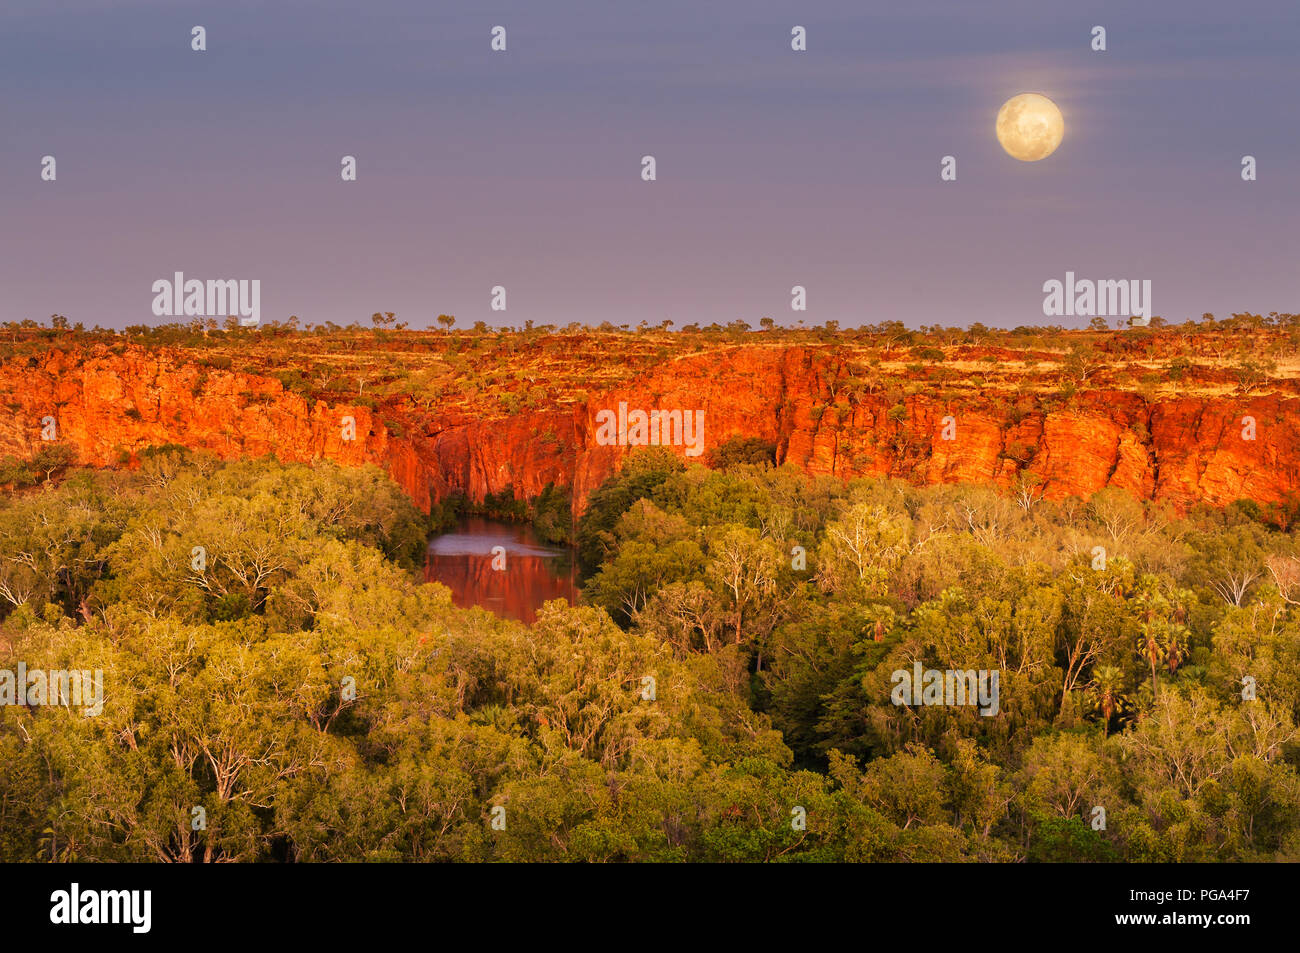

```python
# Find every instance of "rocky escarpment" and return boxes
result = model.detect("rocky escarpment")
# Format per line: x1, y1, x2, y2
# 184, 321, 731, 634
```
1, 344, 1296, 517
572, 347, 1297, 512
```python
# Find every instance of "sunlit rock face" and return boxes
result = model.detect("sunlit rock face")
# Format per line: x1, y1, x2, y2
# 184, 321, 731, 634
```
1, 343, 1296, 517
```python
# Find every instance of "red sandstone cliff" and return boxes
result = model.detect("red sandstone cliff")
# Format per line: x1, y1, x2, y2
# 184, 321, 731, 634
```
1, 343, 1295, 517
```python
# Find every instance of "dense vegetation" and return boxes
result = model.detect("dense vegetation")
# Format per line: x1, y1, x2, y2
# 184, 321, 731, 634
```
2, 448, 1299, 861
429, 483, 574, 546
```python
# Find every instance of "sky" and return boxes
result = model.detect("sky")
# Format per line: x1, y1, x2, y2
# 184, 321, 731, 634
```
1, 0, 1297, 330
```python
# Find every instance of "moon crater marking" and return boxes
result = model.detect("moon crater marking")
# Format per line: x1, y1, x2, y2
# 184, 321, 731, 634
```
996, 93, 1064, 162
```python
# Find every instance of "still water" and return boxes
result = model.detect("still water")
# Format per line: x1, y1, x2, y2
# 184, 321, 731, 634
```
424, 515, 579, 624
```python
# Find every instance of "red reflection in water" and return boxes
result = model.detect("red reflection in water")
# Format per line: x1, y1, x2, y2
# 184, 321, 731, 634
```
424, 518, 578, 624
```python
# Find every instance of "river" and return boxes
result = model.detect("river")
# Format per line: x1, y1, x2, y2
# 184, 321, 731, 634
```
424, 515, 579, 624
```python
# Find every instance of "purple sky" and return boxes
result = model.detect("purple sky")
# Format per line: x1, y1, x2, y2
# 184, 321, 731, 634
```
2, 0, 1297, 330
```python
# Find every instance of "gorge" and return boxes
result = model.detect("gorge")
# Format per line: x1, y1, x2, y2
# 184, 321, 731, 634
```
1, 324, 1296, 522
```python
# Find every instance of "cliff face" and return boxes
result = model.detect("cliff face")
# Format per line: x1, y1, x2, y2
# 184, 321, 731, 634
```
1, 344, 1295, 516
574, 347, 1297, 512
0, 347, 441, 508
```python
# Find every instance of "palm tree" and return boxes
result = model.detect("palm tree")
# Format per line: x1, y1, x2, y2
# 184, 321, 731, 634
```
1162, 623, 1190, 674
1087, 666, 1130, 736
1136, 623, 1166, 699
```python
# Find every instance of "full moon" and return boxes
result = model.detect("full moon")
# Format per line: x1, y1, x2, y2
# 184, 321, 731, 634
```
996, 93, 1064, 161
